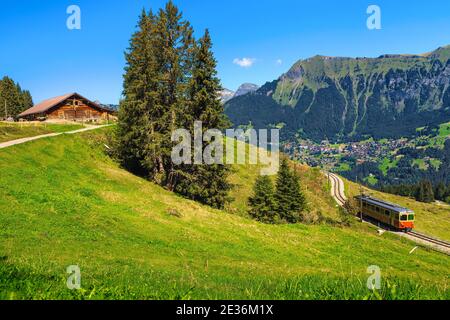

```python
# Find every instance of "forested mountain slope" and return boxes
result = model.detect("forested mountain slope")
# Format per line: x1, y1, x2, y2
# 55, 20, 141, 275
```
225, 46, 450, 142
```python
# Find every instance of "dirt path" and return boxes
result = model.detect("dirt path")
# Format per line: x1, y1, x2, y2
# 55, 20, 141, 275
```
0, 125, 111, 150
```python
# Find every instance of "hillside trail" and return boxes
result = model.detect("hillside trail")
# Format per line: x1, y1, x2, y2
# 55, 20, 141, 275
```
0, 124, 112, 150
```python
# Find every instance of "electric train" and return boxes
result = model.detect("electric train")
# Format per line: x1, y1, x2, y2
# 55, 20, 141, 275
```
355, 195, 415, 231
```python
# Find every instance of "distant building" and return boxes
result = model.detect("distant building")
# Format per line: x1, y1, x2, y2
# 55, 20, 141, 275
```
18, 93, 115, 122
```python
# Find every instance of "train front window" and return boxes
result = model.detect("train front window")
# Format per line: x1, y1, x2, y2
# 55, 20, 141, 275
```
400, 215, 408, 221
408, 214, 415, 221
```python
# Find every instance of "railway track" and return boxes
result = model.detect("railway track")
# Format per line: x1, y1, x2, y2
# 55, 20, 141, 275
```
328, 172, 347, 206
326, 172, 450, 255
406, 231, 450, 250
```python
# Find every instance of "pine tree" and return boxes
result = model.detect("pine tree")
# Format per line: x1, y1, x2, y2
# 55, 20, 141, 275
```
445, 185, 450, 204
248, 176, 277, 223
423, 180, 435, 203
20, 90, 34, 113
434, 182, 446, 201
117, 9, 157, 175
0, 76, 22, 118
416, 180, 434, 203
275, 158, 307, 223
143, 1, 194, 188
173, 29, 231, 208
117, 2, 232, 209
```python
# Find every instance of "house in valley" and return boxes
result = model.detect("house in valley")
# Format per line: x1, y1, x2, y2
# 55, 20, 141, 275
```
18, 93, 115, 122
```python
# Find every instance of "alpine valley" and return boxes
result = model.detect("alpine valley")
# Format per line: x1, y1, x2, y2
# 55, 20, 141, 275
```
225, 45, 450, 194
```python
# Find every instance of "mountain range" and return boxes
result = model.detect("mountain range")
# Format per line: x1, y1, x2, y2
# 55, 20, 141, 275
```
220, 83, 260, 104
225, 45, 450, 142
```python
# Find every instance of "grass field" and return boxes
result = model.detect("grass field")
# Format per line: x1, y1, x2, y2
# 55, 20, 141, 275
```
0, 128, 448, 300
0, 122, 86, 143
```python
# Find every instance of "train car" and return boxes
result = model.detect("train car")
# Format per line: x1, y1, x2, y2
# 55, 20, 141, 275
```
355, 195, 415, 232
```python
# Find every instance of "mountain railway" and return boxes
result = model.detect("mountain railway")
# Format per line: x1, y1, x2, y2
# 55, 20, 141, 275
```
329, 172, 347, 206
327, 172, 450, 255
406, 231, 450, 249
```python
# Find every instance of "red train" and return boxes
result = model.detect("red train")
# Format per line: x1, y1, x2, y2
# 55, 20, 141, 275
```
355, 196, 415, 232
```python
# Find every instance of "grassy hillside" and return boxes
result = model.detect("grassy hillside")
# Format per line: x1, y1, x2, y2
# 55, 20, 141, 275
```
0, 122, 85, 143
343, 178, 450, 242
228, 142, 341, 222
0, 129, 449, 299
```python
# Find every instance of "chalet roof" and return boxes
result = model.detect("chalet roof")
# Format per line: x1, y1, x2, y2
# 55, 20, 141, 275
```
19, 93, 110, 117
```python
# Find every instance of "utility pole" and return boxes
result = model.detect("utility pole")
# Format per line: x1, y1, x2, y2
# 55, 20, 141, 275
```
359, 182, 364, 223
327, 171, 330, 189
356, 176, 363, 222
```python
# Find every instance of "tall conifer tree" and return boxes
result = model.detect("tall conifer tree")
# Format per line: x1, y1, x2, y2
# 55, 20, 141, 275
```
117, 9, 156, 175
144, 1, 194, 188
117, 2, 231, 208
0, 76, 22, 118
174, 29, 231, 208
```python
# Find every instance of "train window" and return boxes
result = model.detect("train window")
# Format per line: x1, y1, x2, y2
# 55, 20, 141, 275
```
408, 214, 415, 221
400, 215, 408, 221
376, 207, 380, 212
385, 210, 390, 216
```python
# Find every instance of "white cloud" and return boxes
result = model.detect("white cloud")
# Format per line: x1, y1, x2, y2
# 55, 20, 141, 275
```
276, 59, 283, 65
233, 57, 256, 68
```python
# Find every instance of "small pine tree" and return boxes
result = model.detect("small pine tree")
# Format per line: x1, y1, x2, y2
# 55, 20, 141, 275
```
423, 180, 435, 203
275, 158, 307, 223
416, 180, 434, 203
20, 90, 34, 112
248, 176, 277, 223
434, 182, 446, 201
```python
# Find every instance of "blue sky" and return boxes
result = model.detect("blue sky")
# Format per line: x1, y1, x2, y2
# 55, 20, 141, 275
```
1, 0, 450, 104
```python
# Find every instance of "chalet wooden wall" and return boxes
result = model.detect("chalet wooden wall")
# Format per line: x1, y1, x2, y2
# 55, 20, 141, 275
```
47, 100, 109, 121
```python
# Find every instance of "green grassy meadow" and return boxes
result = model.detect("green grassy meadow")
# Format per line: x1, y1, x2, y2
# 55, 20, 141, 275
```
0, 128, 449, 300
0, 122, 86, 143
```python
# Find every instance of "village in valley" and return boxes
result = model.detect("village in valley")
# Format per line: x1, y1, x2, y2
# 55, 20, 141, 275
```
283, 125, 449, 184
285, 137, 407, 169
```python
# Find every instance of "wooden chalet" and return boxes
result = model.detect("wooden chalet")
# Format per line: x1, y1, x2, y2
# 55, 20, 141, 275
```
18, 93, 114, 122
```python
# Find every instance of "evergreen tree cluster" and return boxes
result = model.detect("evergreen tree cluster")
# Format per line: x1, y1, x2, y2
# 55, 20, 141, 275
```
0, 76, 33, 119
380, 179, 450, 204
248, 158, 307, 224
116, 1, 231, 209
